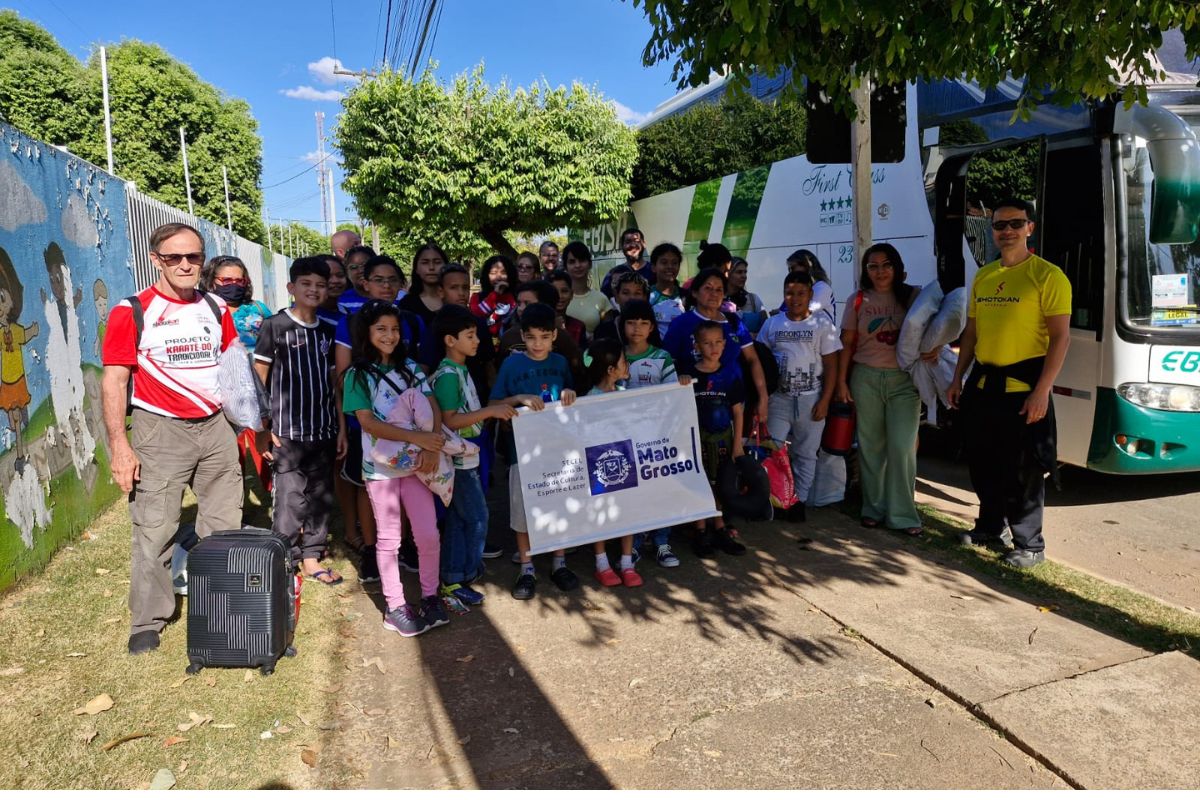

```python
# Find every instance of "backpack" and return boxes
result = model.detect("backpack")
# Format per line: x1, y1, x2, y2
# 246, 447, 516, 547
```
125, 291, 222, 416
722, 310, 778, 419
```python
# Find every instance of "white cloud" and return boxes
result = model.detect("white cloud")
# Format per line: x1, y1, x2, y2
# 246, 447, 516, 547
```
611, 100, 649, 126
308, 56, 358, 85
61, 194, 98, 248
301, 151, 324, 165
281, 86, 346, 102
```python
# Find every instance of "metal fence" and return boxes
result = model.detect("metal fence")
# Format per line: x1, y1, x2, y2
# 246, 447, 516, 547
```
124, 187, 291, 309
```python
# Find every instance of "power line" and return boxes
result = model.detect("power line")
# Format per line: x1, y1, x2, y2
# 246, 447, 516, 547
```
409, 0, 439, 76
381, 0, 394, 68
261, 153, 332, 189
330, 0, 338, 62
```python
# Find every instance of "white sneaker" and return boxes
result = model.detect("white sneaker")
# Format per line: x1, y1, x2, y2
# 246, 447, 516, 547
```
656, 544, 681, 568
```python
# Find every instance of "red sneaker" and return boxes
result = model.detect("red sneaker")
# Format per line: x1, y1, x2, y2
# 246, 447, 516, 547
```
594, 567, 622, 587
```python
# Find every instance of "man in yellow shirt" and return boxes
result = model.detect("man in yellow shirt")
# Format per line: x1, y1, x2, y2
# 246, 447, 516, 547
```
947, 198, 1072, 568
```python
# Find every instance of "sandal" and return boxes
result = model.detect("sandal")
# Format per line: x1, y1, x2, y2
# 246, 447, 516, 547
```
902, 527, 924, 537
307, 568, 344, 586
861, 517, 882, 529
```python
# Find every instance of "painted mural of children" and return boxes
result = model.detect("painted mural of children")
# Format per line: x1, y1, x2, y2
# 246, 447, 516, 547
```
93, 279, 109, 361
0, 246, 38, 459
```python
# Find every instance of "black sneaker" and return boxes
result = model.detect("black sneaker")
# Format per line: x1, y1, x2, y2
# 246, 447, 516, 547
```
550, 566, 580, 591
693, 527, 717, 559
714, 526, 747, 556
1003, 549, 1045, 569
482, 541, 504, 559
358, 545, 380, 583
512, 572, 537, 600
128, 630, 160, 655
959, 526, 1015, 551
421, 595, 450, 627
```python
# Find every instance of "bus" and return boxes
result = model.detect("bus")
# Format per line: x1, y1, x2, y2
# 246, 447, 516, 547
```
575, 78, 1200, 475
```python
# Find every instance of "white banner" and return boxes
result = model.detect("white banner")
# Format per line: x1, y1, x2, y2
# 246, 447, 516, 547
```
512, 383, 718, 555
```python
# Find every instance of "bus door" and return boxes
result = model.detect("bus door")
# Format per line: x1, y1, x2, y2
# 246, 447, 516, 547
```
933, 136, 1105, 468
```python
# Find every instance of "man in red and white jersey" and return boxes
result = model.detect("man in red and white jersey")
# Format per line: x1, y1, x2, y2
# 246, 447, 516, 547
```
101, 223, 243, 656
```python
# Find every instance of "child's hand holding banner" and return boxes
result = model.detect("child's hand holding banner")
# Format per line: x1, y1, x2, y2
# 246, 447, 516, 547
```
512, 383, 717, 555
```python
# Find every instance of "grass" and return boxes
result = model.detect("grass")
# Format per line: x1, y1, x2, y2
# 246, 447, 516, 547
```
0, 490, 357, 789
914, 504, 1200, 656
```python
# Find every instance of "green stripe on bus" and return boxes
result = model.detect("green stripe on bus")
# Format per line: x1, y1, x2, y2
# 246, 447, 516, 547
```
722, 166, 770, 260
682, 178, 722, 279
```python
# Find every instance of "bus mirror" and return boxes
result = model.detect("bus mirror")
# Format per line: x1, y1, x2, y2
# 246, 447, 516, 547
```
1120, 103, 1200, 244
1147, 138, 1200, 244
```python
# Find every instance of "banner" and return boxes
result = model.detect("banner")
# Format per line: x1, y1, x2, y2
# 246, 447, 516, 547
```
512, 383, 717, 554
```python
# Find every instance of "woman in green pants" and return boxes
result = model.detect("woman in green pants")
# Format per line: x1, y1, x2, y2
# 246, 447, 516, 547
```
834, 243, 926, 536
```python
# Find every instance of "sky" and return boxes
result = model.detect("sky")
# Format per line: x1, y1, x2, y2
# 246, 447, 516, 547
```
5, 0, 682, 237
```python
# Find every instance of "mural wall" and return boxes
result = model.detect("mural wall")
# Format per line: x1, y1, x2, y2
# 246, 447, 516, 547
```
0, 122, 292, 592
0, 124, 133, 590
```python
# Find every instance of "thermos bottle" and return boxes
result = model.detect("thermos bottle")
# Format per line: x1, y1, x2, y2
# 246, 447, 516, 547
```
821, 401, 856, 456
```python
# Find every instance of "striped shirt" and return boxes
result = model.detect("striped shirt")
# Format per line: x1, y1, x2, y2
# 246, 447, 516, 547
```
253, 310, 338, 441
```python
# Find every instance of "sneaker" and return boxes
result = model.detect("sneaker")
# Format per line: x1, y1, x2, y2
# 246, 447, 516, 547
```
512, 572, 537, 600
595, 567, 622, 587
358, 545, 380, 583
399, 554, 420, 574
442, 582, 485, 605
127, 630, 160, 655
620, 567, 643, 587
656, 544, 681, 568
383, 605, 431, 637
482, 541, 504, 559
421, 595, 450, 627
959, 526, 1015, 551
550, 566, 580, 591
714, 526, 747, 556
1003, 549, 1045, 569
510, 550, 522, 564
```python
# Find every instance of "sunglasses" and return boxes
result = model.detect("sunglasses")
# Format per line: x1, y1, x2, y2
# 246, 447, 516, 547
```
991, 219, 1031, 231
213, 276, 248, 287
154, 251, 205, 266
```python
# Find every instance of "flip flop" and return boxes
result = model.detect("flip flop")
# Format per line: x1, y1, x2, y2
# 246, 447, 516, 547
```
861, 517, 882, 529
307, 568, 344, 586
902, 527, 924, 537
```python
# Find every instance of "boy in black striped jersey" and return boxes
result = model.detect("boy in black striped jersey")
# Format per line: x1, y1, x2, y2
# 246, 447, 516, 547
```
254, 257, 347, 585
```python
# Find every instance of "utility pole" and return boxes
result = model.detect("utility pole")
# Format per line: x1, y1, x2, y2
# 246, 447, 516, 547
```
100, 46, 115, 174
850, 76, 873, 283
315, 112, 330, 237
222, 165, 234, 233
265, 210, 273, 252
179, 126, 194, 215
371, 223, 380, 252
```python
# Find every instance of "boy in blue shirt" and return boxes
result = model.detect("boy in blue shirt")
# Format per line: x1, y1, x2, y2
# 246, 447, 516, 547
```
679, 320, 747, 558
489, 303, 579, 600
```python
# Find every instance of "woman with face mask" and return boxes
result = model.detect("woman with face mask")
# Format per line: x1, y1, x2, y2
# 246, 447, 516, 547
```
201, 255, 273, 348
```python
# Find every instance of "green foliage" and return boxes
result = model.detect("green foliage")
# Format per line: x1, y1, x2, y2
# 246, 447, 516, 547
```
0, 12, 265, 242
632, 0, 1200, 119
939, 120, 1038, 206
634, 91, 806, 197
336, 65, 638, 258
268, 221, 327, 258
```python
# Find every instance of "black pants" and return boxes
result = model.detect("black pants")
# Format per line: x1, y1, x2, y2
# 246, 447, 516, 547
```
962, 391, 1047, 552
271, 437, 335, 562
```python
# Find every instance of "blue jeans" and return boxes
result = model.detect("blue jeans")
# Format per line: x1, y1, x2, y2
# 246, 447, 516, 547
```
441, 467, 488, 584
633, 528, 671, 551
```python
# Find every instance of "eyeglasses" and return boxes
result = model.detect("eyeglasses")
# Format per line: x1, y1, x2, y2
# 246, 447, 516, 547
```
154, 251, 205, 266
866, 262, 894, 271
368, 276, 401, 286
991, 219, 1031, 231
213, 276, 248, 287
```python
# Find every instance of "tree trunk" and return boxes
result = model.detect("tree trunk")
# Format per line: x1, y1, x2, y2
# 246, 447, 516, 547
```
479, 227, 518, 260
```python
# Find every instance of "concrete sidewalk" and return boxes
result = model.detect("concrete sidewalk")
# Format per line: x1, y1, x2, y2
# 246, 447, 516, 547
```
322, 506, 1199, 789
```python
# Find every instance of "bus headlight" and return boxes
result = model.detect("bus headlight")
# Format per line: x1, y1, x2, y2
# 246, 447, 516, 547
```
1117, 382, 1200, 411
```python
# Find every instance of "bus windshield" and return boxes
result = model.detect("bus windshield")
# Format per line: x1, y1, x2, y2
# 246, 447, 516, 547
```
1124, 131, 1200, 334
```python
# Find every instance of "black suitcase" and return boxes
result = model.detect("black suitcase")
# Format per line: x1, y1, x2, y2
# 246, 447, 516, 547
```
185, 528, 297, 675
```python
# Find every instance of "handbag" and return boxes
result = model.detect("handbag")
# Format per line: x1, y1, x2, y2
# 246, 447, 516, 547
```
745, 424, 798, 511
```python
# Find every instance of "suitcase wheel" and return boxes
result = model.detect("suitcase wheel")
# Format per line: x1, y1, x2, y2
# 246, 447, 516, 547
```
260, 663, 275, 676
185, 661, 204, 675
285, 646, 297, 658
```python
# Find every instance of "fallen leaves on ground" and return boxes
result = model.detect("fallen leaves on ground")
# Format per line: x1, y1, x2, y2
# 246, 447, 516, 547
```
101, 731, 149, 751
300, 749, 318, 767
65, 652, 87, 658
361, 657, 386, 674
169, 676, 191, 689
73, 694, 114, 716
1037, 605, 1060, 613
95, 568, 110, 576
177, 712, 212, 732
0, 666, 25, 676
455, 655, 475, 664
243, 670, 255, 683
1028, 627, 1039, 645
162, 736, 187, 748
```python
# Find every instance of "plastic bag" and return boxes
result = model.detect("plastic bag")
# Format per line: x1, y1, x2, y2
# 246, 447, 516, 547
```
808, 449, 847, 507
896, 281, 944, 369
919, 287, 968, 352
368, 386, 479, 502
746, 435, 798, 510
218, 341, 265, 431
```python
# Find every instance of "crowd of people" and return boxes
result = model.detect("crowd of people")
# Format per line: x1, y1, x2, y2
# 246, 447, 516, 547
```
103, 201, 1070, 650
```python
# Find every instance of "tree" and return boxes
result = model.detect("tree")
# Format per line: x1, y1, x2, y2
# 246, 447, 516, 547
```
939, 120, 1038, 207
631, 0, 1200, 117
634, 91, 806, 198
336, 65, 638, 259
0, 13, 265, 242
269, 221, 327, 258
